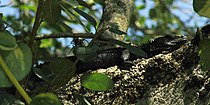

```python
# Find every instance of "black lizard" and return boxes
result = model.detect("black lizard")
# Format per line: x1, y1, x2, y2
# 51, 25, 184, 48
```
70, 34, 187, 73
140, 35, 187, 58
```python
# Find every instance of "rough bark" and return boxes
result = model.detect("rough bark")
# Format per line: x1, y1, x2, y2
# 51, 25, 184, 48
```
56, 1, 210, 105
57, 43, 210, 105
95, 0, 134, 47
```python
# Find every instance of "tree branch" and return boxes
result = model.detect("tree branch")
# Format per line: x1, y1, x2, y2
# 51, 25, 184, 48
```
57, 43, 209, 105
95, 0, 134, 47
29, 0, 43, 47
35, 33, 94, 40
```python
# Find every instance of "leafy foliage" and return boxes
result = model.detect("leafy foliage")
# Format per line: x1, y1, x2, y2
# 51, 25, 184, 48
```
110, 39, 148, 57
64, 0, 79, 8
193, 0, 210, 18
0, 0, 209, 104
81, 73, 114, 91
42, 0, 61, 25
73, 8, 97, 28
73, 46, 99, 62
199, 39, 210, 72
34, 57, 76, 90
193, 0, 210, 72
0, 42, 32, 87
0, 31, 17, 50
109, 27, 127, 35
0, 92, 24, 104
30, 93, 62, 105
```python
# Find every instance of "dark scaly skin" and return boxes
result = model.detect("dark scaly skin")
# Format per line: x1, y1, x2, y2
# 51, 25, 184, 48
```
73, 35, 187, 73
140, 35, 187, 58
37, 35, 187, 73
67, 48, 128, 73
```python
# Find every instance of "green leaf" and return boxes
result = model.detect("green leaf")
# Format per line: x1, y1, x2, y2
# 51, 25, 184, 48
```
42, 0, 61, 25
138, 16, 146, 25
64, 0, 79, 8
40, 39, 54, 48
73, 46, 99, 62
149, 8, 157, 19
81, 73, 114, 91
199, 39, 210, 71
19, 5, 36, 12
76, 0, 91, 9
93, 0, 104, 6
74, 8, 97, 28
59, 3, 90, 32
33, 68, 53, 82
30, 93, 61, 105
21, 12, 34, 25
136, 5, 145, 9
37, 57, 76, 89
0, 92, 25, 105
0, 31, 18, 51
109, 27, 127, 35
0, 42, 32, 87
110, 39, 148, 58
193, 0, 210, 18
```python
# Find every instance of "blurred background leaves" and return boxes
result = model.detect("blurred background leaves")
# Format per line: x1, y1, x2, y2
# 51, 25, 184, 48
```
1, 0, 209, 56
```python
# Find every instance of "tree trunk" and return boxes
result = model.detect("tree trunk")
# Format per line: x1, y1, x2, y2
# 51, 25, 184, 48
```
94, 0, 134, 48
57, 42, 209, 105
56, 1, 209, 105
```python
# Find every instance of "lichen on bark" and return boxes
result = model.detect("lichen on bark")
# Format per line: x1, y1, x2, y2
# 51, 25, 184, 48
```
95, 0, 134, 47
57, 43, 210, 105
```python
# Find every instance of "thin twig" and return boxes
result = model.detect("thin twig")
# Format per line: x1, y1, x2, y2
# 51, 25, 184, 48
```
29, 0, 44, 47
35, 33, 95, 40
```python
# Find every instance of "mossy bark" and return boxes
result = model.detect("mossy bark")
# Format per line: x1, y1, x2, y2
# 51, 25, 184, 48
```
95, 0, 134, 48
57, 43, 209, 105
